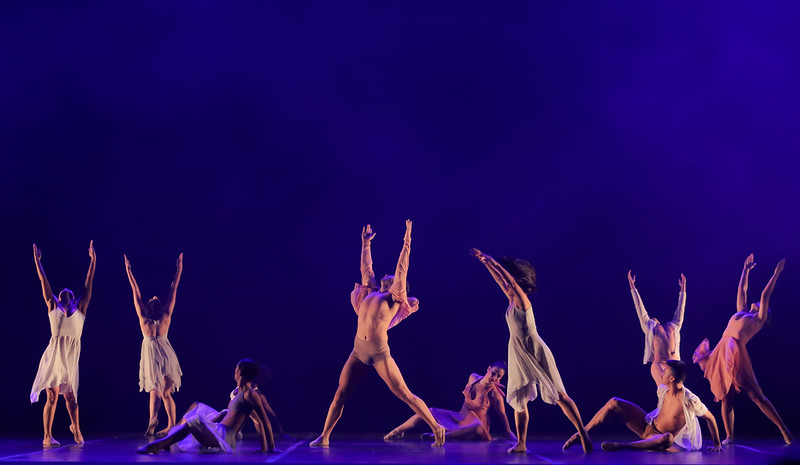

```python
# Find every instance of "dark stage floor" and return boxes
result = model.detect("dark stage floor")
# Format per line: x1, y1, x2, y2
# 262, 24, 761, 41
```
1, 434, 798, 465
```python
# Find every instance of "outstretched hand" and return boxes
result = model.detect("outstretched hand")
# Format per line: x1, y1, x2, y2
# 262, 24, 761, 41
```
361, 224, 376, 242
774, 258, 786, 275
470, 248, 490, 263
404, 219, 412, 240
33, 243, 42, 261
678, 273, 686, 291
176, 253, 184, 270
627, 270, 636, 289
124, 254, 132, 269
744, 253, 756, 271
88, 240, 96, 260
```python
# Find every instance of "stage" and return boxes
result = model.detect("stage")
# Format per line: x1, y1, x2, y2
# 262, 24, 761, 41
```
0, 434, 797, 465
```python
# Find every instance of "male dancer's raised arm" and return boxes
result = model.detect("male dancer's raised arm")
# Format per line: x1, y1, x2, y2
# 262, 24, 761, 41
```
78, 241, 97, 314
33, 244, 56, 310
670, 273, 687, 330
360, 225, 377, 288
628, 270, 652, 333
388, 220, 412, 304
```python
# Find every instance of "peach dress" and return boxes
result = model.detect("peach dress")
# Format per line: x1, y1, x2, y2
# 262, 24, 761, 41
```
429, 376, 505, 440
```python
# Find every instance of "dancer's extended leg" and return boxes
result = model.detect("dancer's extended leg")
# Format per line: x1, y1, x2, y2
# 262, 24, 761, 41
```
42, 386, 60, 447
62, 390, 84, 444
373, 355, 445, 447
509, 406, 528, 453
556, 391, 591, 452
720, 388, 735, 444
384, 414, 422, 440
601, 432, 674, 451
563, 397, 647, 450
310, 354, 369, 447
146, 391, 162, 435
745, 388, 793, 444
156, 377, 176, 437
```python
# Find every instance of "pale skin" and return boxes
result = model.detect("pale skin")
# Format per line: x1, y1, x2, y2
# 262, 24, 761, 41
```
563, 364, 723, 452
716, 254, 792, 445
137, 364, 277, 454
124, 253, 184, 437
471, 248, 591, 454
628, 270, 687, 385
310, 221, 446, 447
33, 241, 96, 447
384, 366, 516, 442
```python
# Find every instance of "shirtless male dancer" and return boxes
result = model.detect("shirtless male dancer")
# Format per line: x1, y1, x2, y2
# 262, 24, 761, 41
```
310, 221, 445, 447
563, 360, 722, 452
628, 270, 686, 385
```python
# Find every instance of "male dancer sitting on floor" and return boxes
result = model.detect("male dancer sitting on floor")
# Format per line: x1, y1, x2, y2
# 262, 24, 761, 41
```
563, 360, 723, 452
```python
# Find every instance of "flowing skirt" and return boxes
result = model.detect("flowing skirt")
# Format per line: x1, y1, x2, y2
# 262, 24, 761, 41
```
139, 336, 182, 393
30, 335, 80, 403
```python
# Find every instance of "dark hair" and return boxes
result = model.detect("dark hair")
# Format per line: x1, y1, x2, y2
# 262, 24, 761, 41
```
143, 298, 165, 321
665, 360, 687, 383
490, 361, 507, 372
497, 257, 537, 294
237, 359, 260, 383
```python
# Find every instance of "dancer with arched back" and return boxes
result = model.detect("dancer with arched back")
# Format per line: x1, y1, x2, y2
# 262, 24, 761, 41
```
124, 253, 184, 437
310, 221, 445, 447
30, 241, 96, 447
471, 248, 590, 453
693, 255, 793, 444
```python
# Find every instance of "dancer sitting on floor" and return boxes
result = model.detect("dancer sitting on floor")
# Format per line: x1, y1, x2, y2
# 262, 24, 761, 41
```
124, 253, 184, 437
384, 362, 516, 442
231, 381, 290, 440
310, 221, 445, 447
137, 359, 276, 454
628, 270, 687, 385
30, 241, 96, 447
693, 255, 793, 444
563, 360, 722, 452
471, 249, 591, 453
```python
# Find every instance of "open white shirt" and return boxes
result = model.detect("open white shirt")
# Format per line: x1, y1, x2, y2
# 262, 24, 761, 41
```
645, 384, 708, 451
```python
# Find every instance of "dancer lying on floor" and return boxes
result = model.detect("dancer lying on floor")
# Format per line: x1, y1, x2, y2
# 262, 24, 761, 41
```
693, 255, 793, 444
30, 241, 96, 447
310, 221, 445, 447
563, 360, 722, 452
628, 270, 687, 385
471, 249, 590, 453
384, 362, 516, 442
137, 359, 276, 454
124, 253, 184, 437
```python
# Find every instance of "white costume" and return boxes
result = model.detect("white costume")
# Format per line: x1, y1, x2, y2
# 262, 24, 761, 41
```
139, 334, 182, 393
644, 384, 708, 451
30, 309, 84, 403
631, 290, 686, 363
172, 403, 235, 452
505, 305, 565, 411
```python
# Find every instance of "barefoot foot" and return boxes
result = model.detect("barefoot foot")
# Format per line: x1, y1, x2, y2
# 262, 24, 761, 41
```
144, 419, 159, 436
154, 426, 172, 438
383, 428, 404, 441
69, 424, 84, 444
136, 443, 161, 454
782, 432, 794, 445
507, 442, 527, 453
601, 441, 622, 451
562, 433, 579, 450
309, 435, 329, 448
722, 437, 734, 445
42, 437, 61, 448
580, 432, 593, 453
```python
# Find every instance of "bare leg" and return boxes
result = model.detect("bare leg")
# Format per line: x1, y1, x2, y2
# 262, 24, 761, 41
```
563, 397, 647, 450
156, 377, 177, 436
146, 391, 162, 436
384, 414, 422, 440
42, 387, 60, 447
309, 354, 369, 447
602, 432, 674, 451
509, 406, 528, 453
373, 355, 446, 447
745, 389, 794, 444
720, 388, 735, 444
556, 392, 591, 453
422, 417, 485, 441
62, 390, 84, 444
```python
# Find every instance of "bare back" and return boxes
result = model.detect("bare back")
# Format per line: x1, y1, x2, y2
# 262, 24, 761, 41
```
140, 315, 171, 338
651, 324, 679, 362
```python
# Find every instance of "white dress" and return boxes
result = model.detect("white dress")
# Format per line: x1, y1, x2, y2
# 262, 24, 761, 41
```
505, 305, 565, 411
30, 309, 84, 403
139, 333, 182, 393
644, 384, 708, 450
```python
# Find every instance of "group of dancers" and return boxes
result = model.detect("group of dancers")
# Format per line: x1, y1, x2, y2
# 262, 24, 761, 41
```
29, 222, 794, 454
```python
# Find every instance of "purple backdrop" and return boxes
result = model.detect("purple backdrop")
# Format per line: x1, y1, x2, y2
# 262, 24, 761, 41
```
2, 3, 798, 439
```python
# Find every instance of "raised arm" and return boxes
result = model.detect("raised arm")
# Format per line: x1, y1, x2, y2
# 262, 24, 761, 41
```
737, 254, 755, 312
360, 224, 377, 287
124, 254, 146, 318
388, 220, 412, 303
628, 270, 652, 332
757, 259, 784, 324
246, 390, 276, 452
671, 273, 686, 330
78, 240, 97, 314
162, 253, 184, 317
32, 244, 56, 310
471, 249, 529, 309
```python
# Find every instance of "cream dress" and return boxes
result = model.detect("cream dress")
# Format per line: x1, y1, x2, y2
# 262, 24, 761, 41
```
30, 308, 84, 403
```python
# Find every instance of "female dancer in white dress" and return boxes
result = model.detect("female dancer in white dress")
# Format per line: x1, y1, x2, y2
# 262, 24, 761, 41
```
30, 241, 96, 447
124, 253, 184, 437
471, 249, 590, 453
